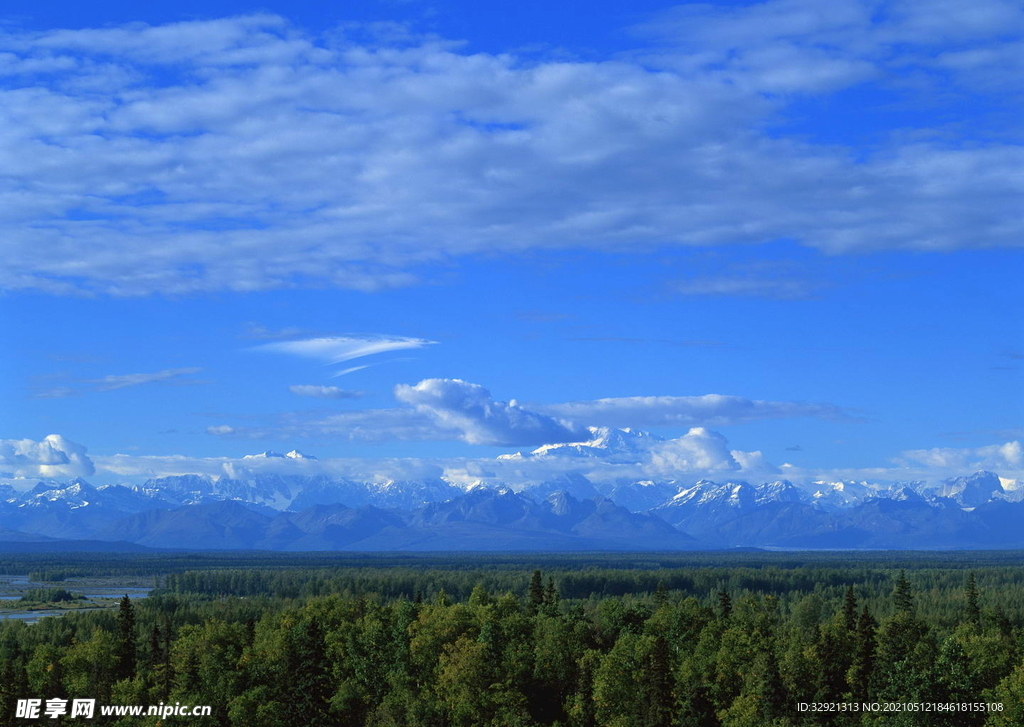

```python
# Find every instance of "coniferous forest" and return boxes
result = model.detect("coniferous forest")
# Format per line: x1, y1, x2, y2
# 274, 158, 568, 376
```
2, 552, 1024, 726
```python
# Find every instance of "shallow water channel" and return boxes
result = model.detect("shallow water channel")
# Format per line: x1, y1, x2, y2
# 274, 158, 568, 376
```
0, 575, 152, 625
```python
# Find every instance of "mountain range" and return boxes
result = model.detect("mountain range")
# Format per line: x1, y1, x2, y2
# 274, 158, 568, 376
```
0, 463, 1020, 550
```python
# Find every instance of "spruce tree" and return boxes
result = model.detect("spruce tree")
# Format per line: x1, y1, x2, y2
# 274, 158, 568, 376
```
677, 682, 720, 727
654, 580, 669, 607
848, 606, 877, 703
717, 591, 732, 621
843, 585, 858, 632
544, 577, 560, 615
114, 595, 137, 682
893, 570, 914, 615
757, 651, 789, 724
966, 572, 981, 627
528, 570, 545, 613
147, 625, 162, 670
643, 635, 673, 727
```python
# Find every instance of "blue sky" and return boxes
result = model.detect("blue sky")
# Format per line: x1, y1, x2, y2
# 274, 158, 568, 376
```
1, 0, 1022, 487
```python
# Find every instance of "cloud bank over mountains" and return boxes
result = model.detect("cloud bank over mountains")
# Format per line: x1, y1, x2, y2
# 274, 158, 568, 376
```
8, 423, 1021, 494
2, 2, 1022, 296
394, 378, 589, 446
205, 377, 854, 446
0, 435, 95, 478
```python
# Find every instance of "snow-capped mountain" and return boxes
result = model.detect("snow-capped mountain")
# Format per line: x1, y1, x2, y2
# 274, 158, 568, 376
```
935, 471, 1005, 508
500, 427, 661, 463
242, 449, 318, 461
1, 440, 1021, 549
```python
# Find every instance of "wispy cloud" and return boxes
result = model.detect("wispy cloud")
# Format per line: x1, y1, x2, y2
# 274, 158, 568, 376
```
288, 384, 362, 399
254, 336, 436, 369
536, 394, 855, 427
89, 367, 203, 391
672, 276, 822, 300
331, 364, 373, 378
242, 323, 309, 340
31, 386, 78, 399
2, 8, 1022, 295
897, 441, 1023, 471
31, 367, 204, 397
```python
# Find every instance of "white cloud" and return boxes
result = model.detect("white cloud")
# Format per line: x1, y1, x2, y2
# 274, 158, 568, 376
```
307, 408, 440, 442
288, 384, 362, 399
331, 365, 372, 378
0, 9, 1021, 295
30, 367, 204, 397
203, 407, 442, 443
394, 378, 589, 446
537, 394, 851, 428
645, 428, 745, 474
672, 276, 820, 300
898, 440, 1023, 471
53, 431, 1024, 490
30, 386, 77, 399
94, 449, 444, 484
0, 434, 95, 478
90, 367, 202, 391
206, 425, 237, 436
199, 382, 851, 447
254, 336, 435, 368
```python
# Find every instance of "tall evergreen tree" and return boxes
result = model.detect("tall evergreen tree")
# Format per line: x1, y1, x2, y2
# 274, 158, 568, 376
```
148, 626, 163, 671
717, 591, 732, 621
842, 585, 858, 632
114, 594, 137, 682
284, 618, 332, 726
893, 570, 914, 615
757, 651, 789, 724
543, 577, 560, 615
965, 572, 981, 627
814, 624, 849, 706
848, 606, 878, 703
654, 580, 669, 607
643, 635, 673, 727
528, 570, 545, 613
676, 682, 720, 727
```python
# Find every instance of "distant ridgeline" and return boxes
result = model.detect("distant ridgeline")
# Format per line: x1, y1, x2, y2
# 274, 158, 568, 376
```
0, 470, 1021, 550
1, 555, 1023, 726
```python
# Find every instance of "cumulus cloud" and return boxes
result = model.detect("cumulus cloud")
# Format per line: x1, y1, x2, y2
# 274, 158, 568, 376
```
645, 428, 749, 474
537, 394, 852, 428
1, 7, 1022, 295
60, 432, 1024, 490
0, 434, 95, 478
898, 440, 1023, 471
288, 384, 362, 399
394, 378, 590, 446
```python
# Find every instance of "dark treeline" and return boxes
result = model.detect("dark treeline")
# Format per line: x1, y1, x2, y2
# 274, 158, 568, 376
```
2, 555, 1024, 725
7, 549, 1024, 580
161, 565, 1024, 627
